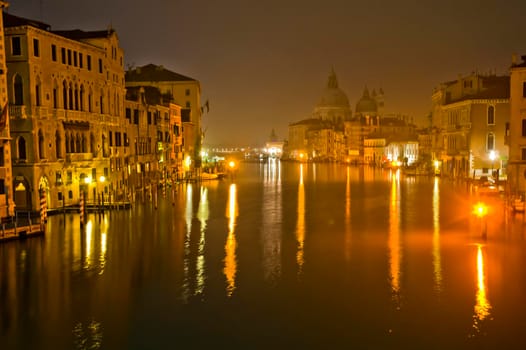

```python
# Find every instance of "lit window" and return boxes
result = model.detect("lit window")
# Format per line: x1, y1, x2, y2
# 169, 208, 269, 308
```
487, 105, 495, 125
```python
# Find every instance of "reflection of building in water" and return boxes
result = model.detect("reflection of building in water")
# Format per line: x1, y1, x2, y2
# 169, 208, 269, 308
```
261, 159, 282, 284
182, 184, 193, 301
432, 177, 442, 293
296, 164, 305, 275
472, 244, 492, 335
195, 186, 209, 295
224, 183, 238, 297
345, 166, 352, 262
73, 320, 103, 350
389, 170, 402, 304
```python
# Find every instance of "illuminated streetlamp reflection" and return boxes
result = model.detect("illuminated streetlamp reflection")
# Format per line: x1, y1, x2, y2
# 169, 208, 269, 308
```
389, 169, 402, 305
472, 244, 492, 335
296, 164, 305, 275
432, 177, 442, 293
195, 186, 209, 296
224, 183, 238, 297
182, 184, 193, 302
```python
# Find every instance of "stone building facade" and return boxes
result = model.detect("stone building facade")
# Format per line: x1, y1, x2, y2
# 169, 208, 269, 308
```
125, 64, 203, 171
508, 54, 526, 197
3, 12, 184, 212
431, 73, 509, 179
0, 1, 15, 218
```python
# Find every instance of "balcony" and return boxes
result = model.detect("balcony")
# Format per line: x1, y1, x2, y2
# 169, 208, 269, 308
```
66, 153, 94, 163
9, 105, 27, 119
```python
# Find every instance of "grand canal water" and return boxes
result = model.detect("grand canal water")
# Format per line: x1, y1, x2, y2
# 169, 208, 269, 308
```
1, 160, 526, 349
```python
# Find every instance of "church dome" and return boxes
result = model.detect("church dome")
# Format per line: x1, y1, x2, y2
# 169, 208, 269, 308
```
355, 87, 378, 115
316, 69, 350, 109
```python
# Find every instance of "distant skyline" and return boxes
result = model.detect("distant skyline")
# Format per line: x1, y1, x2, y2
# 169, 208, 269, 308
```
6, 0, 526, 146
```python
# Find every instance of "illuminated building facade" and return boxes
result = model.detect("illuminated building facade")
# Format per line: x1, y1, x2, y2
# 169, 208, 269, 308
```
125, 64, 203, 170
124, 86, 183, 192
431, 72, 509, 179
0, 1, 15, 218
508, 54, 526, 196
4, 12, 126, 211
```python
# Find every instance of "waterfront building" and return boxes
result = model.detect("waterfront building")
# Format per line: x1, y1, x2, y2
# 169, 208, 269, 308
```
0, 1, 15, 218
345, 87, 381, 163
3, 11, 126, 211
288, 70, 397, 163
431, 72, 510, 179
288, 69, 351, 161
125, 64, 203, 172
363, 137, 386, 166
264, 129, 284, 158
508, 54, 526, 197
124, 86, 183, 193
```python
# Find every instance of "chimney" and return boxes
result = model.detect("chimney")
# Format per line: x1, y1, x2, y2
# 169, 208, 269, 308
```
512, 53, 518, 65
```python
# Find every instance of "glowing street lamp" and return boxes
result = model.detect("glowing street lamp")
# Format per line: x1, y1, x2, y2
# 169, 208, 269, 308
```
488, 150, 497, 180
473, 201, 488, 239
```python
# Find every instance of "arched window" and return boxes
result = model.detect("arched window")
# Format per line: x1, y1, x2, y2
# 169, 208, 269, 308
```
487, 105, 495, 125
35, 76, 41, 106
68, 83, 73, 110
18, 137, 27, 160
81, 133, 86, 153
74, 84, 79, 110
487, 132, 495, 151
80, 85, 85, 111
69, 132, 75, 153
38, 129, 45, 160
14, 74, 23, 105
75, 133, 81, 153
100, 88, 104, 114
62, 80, 68, 109
52, 80, 58, 108
65, 133, 69, 153
55, 130, 62, 159
90, 132, 96, 156
88, 89, 93, 113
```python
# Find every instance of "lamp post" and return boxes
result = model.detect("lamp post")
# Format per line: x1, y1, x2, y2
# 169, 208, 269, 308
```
473, 201, 488, 240
489, 150, 496, 179
99, 175, 106, 211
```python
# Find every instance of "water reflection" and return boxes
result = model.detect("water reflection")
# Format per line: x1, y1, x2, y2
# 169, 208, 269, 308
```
73, 320, 103, 350
345, 166, 352, 262
84, 220, 93, 271
182, 184, 193, 301
261, 158, 282, 284
432, 177, 442, 293
195, 186, 209, 296
388, 169, 402, 305
296, 164, 305, 275
224, 183, 238, 297
472, 244, 492, 335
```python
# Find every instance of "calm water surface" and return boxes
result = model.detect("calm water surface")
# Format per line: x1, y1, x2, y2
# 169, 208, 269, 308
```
1, 161, 526, 349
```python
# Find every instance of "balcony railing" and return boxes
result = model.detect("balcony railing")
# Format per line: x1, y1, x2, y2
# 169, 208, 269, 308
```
66, 153, 94, 162
9, 105, 27, 119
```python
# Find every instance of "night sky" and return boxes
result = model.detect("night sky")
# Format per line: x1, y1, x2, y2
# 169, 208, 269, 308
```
7, 0, 526, 146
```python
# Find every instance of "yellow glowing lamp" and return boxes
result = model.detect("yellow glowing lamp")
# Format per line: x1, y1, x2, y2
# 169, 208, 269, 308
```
473, 202, 488, 218
228, 160, 236, 169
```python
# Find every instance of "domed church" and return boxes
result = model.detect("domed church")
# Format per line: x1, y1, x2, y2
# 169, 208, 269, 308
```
312, 68, 352, 125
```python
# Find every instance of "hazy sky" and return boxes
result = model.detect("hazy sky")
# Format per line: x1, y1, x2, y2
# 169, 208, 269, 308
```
7, 0, 526, 146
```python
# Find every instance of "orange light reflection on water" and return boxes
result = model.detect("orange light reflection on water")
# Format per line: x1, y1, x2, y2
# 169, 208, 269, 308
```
224, 183, 238, 297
